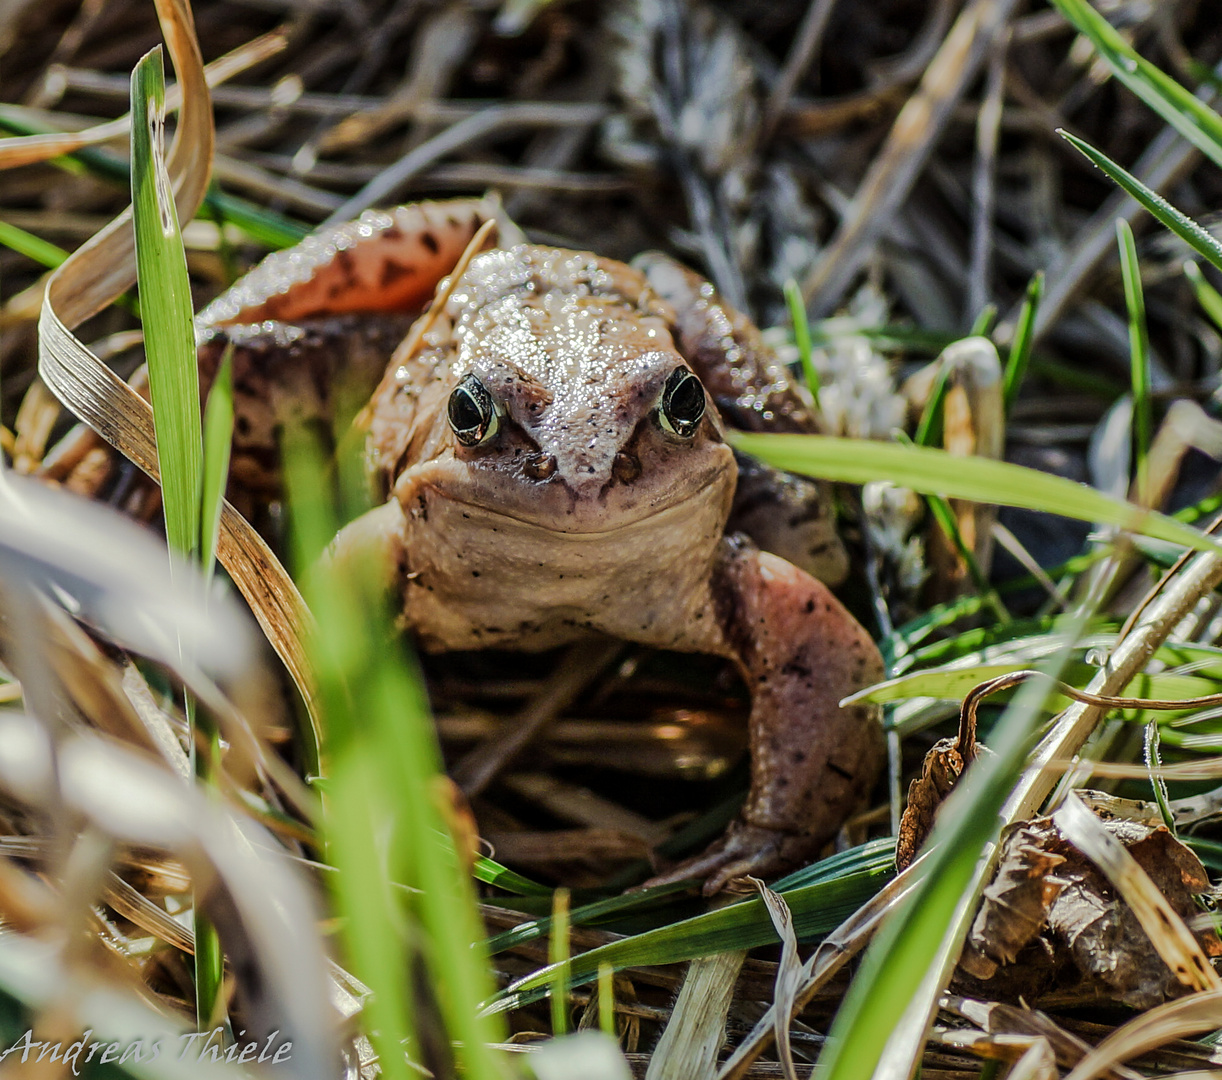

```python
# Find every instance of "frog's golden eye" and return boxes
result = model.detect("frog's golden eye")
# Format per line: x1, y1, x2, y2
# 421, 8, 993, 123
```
448, 374, 500, 446
658, 368, 706, 438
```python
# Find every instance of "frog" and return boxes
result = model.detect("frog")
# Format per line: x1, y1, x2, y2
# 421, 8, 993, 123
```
64, 197, 886, 892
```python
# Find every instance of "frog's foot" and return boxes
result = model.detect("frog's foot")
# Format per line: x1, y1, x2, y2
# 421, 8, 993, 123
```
645, 821, 816, 896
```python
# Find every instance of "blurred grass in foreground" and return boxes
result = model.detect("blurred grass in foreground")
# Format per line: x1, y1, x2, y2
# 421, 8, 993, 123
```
283, 427, 506, 1080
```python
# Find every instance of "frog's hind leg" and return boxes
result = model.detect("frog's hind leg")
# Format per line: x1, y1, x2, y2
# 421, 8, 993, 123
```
198, 197, 515, 328
650, 535, 884, 894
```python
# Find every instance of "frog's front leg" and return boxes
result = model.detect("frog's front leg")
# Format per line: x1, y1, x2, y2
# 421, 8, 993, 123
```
657, 535, 885, 894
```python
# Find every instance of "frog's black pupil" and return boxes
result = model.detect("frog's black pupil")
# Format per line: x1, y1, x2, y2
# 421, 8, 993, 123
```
663, 369, 705, 436
448, 376, 493, 445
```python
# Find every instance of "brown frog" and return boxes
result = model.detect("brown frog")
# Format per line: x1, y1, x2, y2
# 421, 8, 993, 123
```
149, 199, 887, 891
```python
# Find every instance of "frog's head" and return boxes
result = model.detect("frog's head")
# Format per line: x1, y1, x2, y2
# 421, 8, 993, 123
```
418, 246, 736, 532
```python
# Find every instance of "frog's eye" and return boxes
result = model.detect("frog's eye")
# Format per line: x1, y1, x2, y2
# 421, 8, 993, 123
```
658, 368, 706, 438
448, 374, 500, 446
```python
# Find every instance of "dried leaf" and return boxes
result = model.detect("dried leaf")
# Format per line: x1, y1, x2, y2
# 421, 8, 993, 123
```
958, 804, 1222, 1008
1053, 794, 1221, 994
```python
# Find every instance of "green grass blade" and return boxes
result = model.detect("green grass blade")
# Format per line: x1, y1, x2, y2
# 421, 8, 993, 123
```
857, 662, 1221, 715
200, 347, 233, 577
0, 219, 67, 269
1184, 261, 1222, 333
914, 361, 952, 448
1117, 220, 1152, 503
485, 882, 692, 953
597, 964, 614, 1036
1003, 270, 1043, 413
784, 278, 821, 407
1049, 0, 1222, 169
926, 494, 1009, 623
1060, 129, 1222, 274
131, 46, 225, 1034
488, 840, 895, 1008
284, 427, 506, 1080
970, 303, 997, 337
549, 889, 571, 1035
130, 47, 201, 564
729, 432, 1222, 554
0, 107, 309, 250
816, 618, 1087, 1080
1144, 721, 1175, 830
473, 856, 552, 897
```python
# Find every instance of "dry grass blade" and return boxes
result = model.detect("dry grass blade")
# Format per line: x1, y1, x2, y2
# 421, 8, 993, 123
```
802, 0, 1023, 316
0, 116, 131, 170
751, 878, 802, 1080
1052, 794, 1221, 994
646, 948, 747, 1080
1062, 989, 1222, 1080
944, 997, 1145, 1080
0, 470, 253, 681
717, 868, 922, 1080
0, 710, 337, 1074
32, 0, 318, 724
0, 30, 286, 170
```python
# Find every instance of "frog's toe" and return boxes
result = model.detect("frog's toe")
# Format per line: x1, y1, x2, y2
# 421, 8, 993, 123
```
646, 822, 809, 896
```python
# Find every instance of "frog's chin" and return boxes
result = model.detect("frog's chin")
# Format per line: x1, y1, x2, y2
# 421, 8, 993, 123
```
400, 450, 735, 536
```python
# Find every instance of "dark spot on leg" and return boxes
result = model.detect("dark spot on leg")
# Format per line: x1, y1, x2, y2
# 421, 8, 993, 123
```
380, 260, 416, 288
804, 598, 816, 614
336, 248, 355, 281
421, 232, 440, 255
828, 762, 854, 781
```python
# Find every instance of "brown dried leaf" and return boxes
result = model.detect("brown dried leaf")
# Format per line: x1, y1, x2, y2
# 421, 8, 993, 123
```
1054, 794, 1221, 995
958, 804, 1222, 1008
959, 822, 1066, 981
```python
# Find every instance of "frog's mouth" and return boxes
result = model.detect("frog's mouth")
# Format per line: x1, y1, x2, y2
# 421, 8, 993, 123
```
403, 449, 734, 536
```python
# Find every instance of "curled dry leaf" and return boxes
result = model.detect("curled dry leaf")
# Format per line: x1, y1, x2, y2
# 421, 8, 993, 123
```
957, 803, 1222, 1009
895, 731, 981, 872
751, 877, 802, 1080
896, 665, 998, 871
32, 0, 319, 729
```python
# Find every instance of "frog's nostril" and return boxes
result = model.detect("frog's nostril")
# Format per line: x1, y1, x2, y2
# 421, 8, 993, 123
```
613, 451, 642, 484
523, 453, 557, 480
